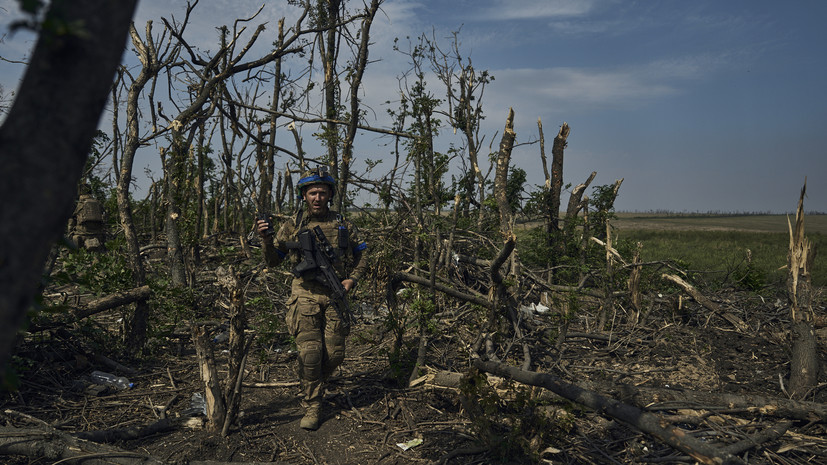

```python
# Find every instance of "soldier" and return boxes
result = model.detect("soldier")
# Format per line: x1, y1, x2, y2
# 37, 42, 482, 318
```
256, 166, 368, 430
69, 188, 106, 252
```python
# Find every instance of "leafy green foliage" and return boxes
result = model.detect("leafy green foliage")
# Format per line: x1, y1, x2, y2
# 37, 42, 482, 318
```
147, 278, 200, 334
52, 240, 133, 295
506, 166, 527, 213
589, 184, 620, 240
248, 295, 286, 348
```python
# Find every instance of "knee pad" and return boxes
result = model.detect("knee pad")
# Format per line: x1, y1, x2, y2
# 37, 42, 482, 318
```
298, 341, 322, 381
323, 336, 346, 374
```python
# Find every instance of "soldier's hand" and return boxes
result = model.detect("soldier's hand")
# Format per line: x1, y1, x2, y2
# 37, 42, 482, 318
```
342, 279, 355, 293
256, 219, 274, 238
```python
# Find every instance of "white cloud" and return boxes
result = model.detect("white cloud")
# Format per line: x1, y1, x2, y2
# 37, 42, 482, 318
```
472, 0, 598, 21
484, 52, 733, 118
490, 66, 674, 114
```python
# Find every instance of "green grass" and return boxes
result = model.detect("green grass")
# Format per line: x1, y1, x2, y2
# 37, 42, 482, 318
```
612, 213, 827, 235
616, 229, 827, 288
514, 213, 827, 289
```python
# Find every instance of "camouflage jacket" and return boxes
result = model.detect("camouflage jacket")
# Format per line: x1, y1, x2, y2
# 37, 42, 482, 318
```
262, 209, 368, 295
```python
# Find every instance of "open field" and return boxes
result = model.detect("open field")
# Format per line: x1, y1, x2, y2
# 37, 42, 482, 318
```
609, 214, 827, 288
612, 212, 827, 234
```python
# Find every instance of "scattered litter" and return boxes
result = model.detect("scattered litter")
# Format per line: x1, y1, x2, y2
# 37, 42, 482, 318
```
183, 392, 207, 417
396, 438, 423, 451
541, 446, 562, 455
519, 302, 551, 315
184, 417, 204, 429
213, 329, 230, 343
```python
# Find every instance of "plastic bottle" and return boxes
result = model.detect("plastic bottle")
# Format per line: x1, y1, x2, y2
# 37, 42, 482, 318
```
90, 370, 134, 389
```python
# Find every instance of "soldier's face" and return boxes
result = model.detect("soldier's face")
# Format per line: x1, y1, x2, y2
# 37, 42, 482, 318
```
304, 185, 332, 214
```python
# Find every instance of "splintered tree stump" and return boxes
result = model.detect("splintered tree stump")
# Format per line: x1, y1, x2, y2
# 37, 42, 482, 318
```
192, 325, 226, 432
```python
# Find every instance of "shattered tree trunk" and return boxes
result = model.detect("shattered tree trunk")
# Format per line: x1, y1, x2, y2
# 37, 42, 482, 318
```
221, 267, 250, 436
494, 108, 516, 238
548, 122, 569, 233
786, 182, 819, 399
259, 19, 285, 215
191, 266, 250, 435
539, 121, 570, 283
192, 324, 226, 431
565, 171, 596, 221
490, 108, 530, 370
597, 222, 614, 330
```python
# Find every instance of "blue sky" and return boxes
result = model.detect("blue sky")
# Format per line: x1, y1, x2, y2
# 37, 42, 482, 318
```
1, 0, 825, 213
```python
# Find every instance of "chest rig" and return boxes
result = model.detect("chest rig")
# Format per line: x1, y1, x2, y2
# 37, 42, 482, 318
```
289, 209, 350, 278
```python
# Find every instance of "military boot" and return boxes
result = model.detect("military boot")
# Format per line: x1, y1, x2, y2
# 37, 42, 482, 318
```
300, 402, 321, 430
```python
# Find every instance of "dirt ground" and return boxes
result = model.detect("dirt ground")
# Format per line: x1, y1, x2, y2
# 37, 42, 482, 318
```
2, 260, 827, 464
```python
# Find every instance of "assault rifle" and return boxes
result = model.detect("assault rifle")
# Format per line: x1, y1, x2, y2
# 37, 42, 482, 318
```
290, 226, 352, 328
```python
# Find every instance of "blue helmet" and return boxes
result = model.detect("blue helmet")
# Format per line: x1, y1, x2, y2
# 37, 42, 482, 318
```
297, 166, 336, 195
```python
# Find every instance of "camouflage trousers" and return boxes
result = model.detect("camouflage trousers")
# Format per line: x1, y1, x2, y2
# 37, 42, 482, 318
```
285, 291, 349, 407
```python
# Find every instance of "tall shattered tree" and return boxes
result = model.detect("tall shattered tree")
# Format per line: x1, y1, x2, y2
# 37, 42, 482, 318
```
786, 181, 819, 399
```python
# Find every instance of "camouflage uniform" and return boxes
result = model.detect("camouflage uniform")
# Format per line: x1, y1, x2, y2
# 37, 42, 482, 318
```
69, 193, 106, 252
261, 201, 367, 425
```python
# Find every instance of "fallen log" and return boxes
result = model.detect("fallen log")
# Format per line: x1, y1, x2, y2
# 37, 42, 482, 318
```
30, 285, 152, 332
391, 271, 491, 309
473, 358, 745, 465
0, 425, 292, 464
74, 418, 175, 443
615, 384, 827, 422
661, 274, 748, 331
0, 425, 166, 465
721, 420, 792, 456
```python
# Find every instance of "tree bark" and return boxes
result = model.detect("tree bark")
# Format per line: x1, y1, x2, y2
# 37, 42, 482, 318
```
628, 241, 643, 321
0, 0, 138, 381
220, 266, 249, 436
0, 426, 166, 465
322, 0, 342, 198
260, 19, 284, 215
162, 143, 189, 287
